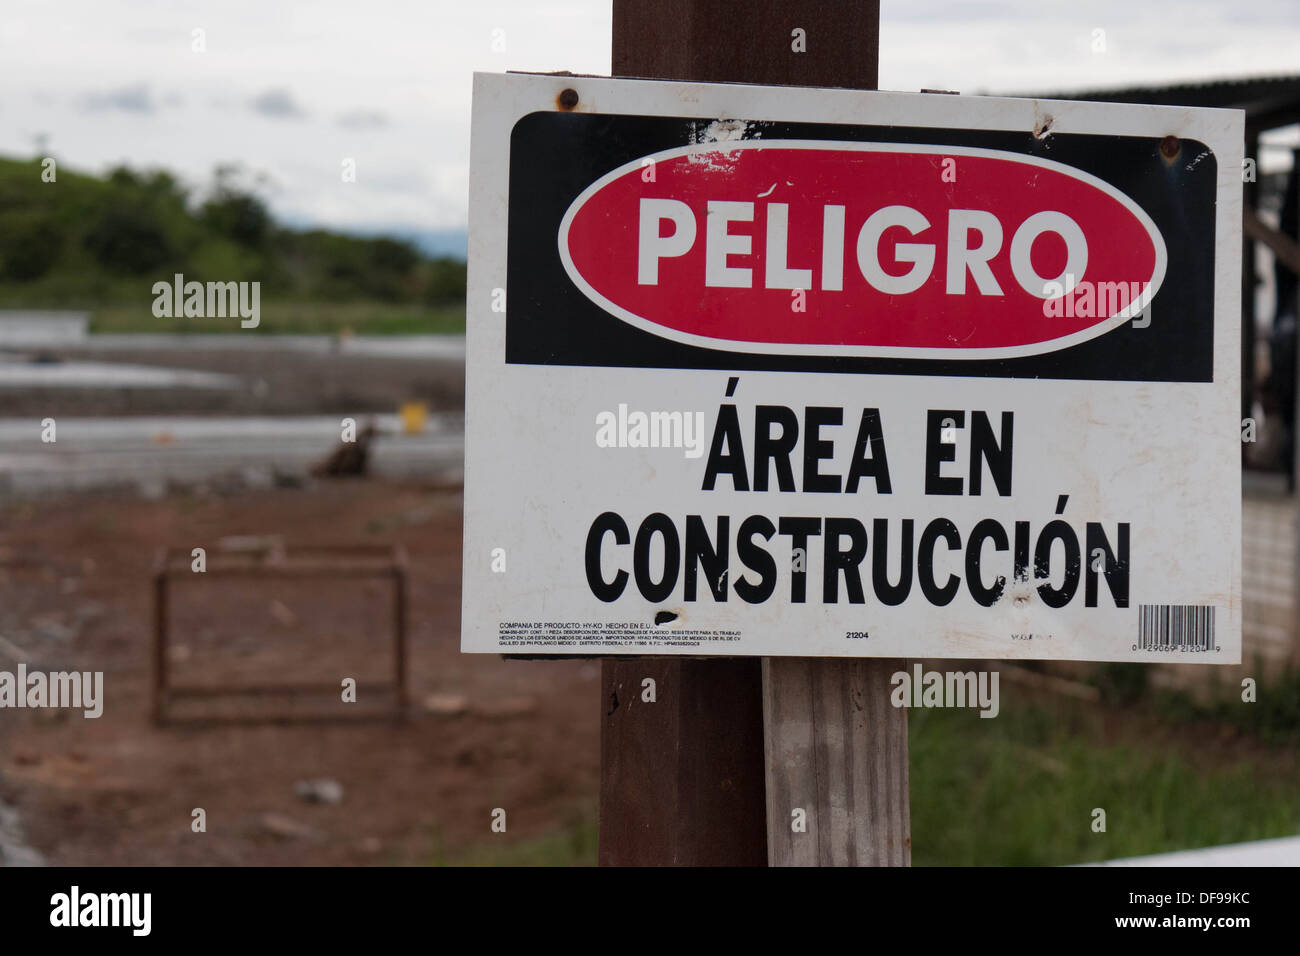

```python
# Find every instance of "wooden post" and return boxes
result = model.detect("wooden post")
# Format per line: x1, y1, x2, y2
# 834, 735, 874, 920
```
613, 1, 880, 89
600, 1, 902, 867
599, 659, 767, 865
762, 659, 910, 865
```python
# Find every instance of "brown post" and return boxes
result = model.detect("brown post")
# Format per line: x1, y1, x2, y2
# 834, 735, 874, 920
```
613, 2, 879, 89
600, 659, 766, 865
601, 1, 894, 867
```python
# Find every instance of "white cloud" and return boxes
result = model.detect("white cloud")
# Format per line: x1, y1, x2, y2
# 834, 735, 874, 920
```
250, 88, 307, 119
0, 0, 1294, 239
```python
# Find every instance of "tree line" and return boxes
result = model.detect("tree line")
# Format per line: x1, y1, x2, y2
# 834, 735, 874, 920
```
0, 157, 466, 308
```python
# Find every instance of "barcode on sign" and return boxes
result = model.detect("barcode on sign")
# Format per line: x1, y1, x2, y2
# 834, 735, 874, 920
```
1137, 605, 1216, 651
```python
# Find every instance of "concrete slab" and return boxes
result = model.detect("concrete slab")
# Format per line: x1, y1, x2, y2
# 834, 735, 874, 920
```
0, 311, 89, 346
1093, 834, 1300, 866
0, 413, 464, 495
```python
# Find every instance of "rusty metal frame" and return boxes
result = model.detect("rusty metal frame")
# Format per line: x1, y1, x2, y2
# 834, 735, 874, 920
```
151, 543, 407, 725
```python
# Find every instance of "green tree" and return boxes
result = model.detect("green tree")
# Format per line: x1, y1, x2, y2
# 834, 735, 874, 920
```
82, 202, 175, 274
201, 192, 271, 249
0, 213, 63, 280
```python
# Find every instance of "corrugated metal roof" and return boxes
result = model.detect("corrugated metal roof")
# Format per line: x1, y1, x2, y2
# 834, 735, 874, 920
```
1029, 74, 1300, 130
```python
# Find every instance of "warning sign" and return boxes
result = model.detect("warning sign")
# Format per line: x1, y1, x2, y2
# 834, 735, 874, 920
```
463, 72, 1243, 662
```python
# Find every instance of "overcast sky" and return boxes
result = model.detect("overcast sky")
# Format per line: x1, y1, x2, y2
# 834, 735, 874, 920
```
1, 0, 1297, 254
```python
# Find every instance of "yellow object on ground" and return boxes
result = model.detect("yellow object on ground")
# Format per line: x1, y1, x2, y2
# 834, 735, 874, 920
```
400, 401, 428, 435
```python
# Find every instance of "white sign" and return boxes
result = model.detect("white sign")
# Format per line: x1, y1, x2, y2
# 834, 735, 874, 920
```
463, 72, 1243, 662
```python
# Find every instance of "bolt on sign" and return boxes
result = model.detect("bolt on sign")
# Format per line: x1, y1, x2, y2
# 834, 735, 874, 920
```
463, 73, 1243, 662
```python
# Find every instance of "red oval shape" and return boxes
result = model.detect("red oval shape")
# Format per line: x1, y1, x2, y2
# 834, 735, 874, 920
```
559, 142, 1166, 359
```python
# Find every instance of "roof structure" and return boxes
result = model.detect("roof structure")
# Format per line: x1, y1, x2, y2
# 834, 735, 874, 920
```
1036, 74, 1300, 133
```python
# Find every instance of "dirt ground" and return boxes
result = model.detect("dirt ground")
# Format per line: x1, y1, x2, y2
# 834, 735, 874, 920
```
0, 479, 599, 865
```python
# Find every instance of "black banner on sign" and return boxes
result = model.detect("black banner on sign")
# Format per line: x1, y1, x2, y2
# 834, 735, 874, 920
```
0, 864, 1280, 943
506, 111, 1216, 383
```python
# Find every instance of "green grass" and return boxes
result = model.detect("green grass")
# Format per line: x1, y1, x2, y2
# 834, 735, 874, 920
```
909, 693, 1300, 866
431, 806, 598, 867
88, 301, 465, 335
1153, 666, 1300, 745
424, 690, 1300, 867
